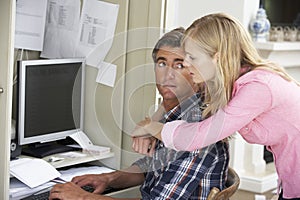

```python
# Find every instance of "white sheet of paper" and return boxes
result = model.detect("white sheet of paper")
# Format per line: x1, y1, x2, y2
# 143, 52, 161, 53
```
59, 166, 115, 182
69, 131, 111, 154
77, 0, 119, 67
15, 0, 47, 51
10, 158, 60, 188
58, 151, 87, 158
96, 62, 117, 87
69, 131, 93, 149
40, 0, 81, 58
255, 194, 266, 200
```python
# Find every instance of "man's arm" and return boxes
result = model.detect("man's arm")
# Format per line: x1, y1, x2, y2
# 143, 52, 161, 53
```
49, 182, 142, 200
49, 165, 145, 200
105, 165, 145, 189
72, 165, 144, 193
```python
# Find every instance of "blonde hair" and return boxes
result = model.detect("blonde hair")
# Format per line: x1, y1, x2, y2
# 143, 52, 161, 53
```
183, 13, 299, 118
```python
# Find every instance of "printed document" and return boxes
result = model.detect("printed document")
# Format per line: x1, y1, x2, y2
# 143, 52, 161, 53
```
77, 0, 119, 67
15, 0, 47, 51
40, 0, 81, 58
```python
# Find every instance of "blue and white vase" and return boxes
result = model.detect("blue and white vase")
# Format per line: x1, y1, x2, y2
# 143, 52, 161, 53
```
249, 7, 270, 42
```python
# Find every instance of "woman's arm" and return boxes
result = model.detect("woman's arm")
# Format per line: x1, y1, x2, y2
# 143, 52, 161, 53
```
131, 102, 166, 155
150, 102, 166, 121
161, 80, 272, 151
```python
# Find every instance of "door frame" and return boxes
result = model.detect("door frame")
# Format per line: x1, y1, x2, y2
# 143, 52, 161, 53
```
0, 0, 15, 199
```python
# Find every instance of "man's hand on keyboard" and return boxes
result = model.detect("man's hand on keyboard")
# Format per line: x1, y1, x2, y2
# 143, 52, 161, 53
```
49, 182, 111, 200
71, 173, 110, 194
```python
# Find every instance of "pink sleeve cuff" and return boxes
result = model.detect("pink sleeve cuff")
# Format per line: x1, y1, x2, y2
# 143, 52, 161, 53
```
161, 120, 187, 150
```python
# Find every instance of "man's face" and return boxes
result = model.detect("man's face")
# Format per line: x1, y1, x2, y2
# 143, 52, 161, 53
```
155, 46, 196, 102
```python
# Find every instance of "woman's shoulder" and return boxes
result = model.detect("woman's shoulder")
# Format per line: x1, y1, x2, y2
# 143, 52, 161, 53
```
234, 69, 299, 98
236, 69, 278, 85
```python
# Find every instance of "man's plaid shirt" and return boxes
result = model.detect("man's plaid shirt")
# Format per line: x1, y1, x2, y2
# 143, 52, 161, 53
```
133, 93, 229, 199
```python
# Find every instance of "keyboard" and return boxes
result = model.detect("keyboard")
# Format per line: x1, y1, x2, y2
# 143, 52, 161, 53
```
21, 185, 117, 200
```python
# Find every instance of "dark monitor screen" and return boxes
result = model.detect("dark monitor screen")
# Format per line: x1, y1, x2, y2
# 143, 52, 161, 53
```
18, 58, 85, 146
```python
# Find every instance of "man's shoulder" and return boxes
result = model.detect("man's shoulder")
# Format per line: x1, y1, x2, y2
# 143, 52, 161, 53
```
180, 93, 203, 122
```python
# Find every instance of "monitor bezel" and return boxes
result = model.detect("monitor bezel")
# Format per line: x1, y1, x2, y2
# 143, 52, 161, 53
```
18, 58, 85, 145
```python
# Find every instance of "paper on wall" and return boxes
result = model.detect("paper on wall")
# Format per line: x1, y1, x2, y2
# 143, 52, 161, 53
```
77, 0, 119, 67
15, 0, 47, 51
40, 0, 81, 58
96, 62, 117, 87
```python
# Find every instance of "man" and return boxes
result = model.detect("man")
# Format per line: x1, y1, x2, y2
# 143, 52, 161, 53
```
49, 28, 229, 200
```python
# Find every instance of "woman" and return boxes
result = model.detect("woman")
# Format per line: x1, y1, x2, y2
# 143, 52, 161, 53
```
133, 13, 300, 199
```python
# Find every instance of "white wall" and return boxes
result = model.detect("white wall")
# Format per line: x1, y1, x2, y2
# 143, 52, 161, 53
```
165, 0, 260, 30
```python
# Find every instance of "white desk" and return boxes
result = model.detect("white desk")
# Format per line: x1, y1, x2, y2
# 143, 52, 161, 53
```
10, 150, 118, 199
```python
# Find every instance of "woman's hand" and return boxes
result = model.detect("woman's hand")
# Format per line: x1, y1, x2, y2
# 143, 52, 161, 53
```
131, 117, 163, 139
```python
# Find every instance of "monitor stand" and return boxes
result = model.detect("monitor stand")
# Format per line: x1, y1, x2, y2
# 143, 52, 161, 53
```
22, 141, 79, 158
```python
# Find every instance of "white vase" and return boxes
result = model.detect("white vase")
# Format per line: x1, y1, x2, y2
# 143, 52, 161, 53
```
249, 8, 270, 42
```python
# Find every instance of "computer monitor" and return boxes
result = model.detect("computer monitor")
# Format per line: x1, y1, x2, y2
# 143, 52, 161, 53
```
17, 58, 85, 158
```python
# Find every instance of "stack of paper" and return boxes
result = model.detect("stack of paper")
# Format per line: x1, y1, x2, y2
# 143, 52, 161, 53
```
9, 164, 115, 199
10, 178, 55, 200
82, 145, 111, 155
10, 158, 61, 188
70, 131, 111, 155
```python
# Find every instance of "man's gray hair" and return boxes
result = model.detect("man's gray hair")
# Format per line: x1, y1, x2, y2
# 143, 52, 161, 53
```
152, 27, 185, 62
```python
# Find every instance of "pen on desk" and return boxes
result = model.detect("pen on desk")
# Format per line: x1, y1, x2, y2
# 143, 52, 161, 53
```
51, 177, 67, 184
48, 157, 64, 162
